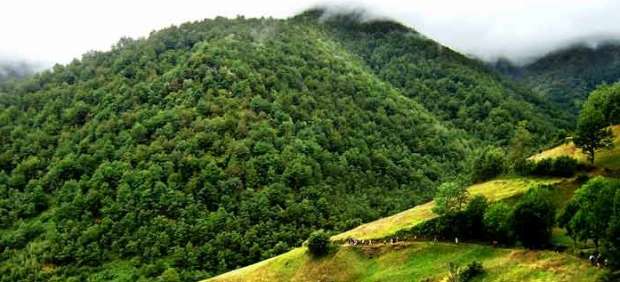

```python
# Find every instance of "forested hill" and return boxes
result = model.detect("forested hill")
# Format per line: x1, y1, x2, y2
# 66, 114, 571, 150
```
296, 10, 572, 143
494, 43, 620, 116
0, 9, 567, 281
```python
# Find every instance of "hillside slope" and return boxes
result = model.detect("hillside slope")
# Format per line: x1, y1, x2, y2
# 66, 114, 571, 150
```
206, 177, 600, 282
531, 125, 620, 170
0, 11, 572, 282
208, 129, 620, 281
300, 10, 571, 143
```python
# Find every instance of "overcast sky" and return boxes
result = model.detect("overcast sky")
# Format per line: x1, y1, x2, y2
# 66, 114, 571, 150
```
2, 0, 620, 67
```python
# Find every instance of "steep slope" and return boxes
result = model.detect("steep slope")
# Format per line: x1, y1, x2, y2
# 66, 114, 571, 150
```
497, 43, 620, 116
0, 17, 467, 281
208, 126, 620, 282
296, 9, 571, 144
0, 11, 570, 282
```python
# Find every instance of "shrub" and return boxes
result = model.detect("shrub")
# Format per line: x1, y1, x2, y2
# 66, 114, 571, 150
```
410, 196, 488, 241
483, 202, 513, 244
463, 195, 488, 239
460, 261, 485, 281
433, 182, 469, 216
521, 156, 581, 177
446, 261, 484, 282
471, 147, 505, 182
511, 188, 556, 249
307, 230, 331, 257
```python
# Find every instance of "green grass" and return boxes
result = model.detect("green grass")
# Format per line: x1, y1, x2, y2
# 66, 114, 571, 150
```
206, 242, 602, 282
531, 125, 620, 170
205, 177, 594, 282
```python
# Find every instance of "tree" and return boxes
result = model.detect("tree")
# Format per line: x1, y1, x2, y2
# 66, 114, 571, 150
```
307, 230, 331, 257
557, 200, 579, 247
574, 108, 614, 164
471, 147, 505, 182
511, 188, 556, 249
570, 177, 615, 250
464, 195, 488, 239
583, 83, 620, 126
433, 182, 469, 216
574, 85, 616, 164
508, 121, 533, 173
483, 202, 513, 243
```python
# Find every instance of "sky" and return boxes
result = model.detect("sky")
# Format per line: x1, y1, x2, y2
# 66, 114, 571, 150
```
2, 0, 620, 67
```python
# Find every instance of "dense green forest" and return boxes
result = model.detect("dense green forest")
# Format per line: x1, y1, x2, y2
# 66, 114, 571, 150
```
495, 43, 620, 116
0, 10, 572, 281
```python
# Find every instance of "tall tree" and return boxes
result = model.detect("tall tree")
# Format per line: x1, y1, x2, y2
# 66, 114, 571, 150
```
574, 107, 613, 164
511, 187, 556, 249
433, 182, 469, 216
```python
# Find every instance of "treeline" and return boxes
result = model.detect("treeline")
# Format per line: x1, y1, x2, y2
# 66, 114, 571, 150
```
404, 184, 557, 249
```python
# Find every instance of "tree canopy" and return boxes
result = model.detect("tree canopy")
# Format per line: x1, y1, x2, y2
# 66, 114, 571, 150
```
0, 10, 573, 281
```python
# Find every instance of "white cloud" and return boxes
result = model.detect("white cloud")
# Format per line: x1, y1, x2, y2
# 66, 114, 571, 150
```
1, 0, 619, 66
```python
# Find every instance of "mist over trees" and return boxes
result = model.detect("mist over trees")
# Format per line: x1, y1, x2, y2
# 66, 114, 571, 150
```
0, 61, 37, 83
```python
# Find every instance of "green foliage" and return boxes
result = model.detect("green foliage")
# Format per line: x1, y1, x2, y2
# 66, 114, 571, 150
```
446, 261, 484, 282
483, 202, 513, 243
560, 177, 620, 268
521, 156, 582, 177
575, 85, 616, 164
584, 83, 620, 125
464, 195, 489, 239
306, 230, 331, 257
159, 268, 181, 282
433, 182, 469, 216
410, 195, 488, 241
460, 261, 485, 282
471, 146, 505, 182
0, 10, 573, 281
511, 187, 556, 249
504, 43, 620, 116
508, 121, 534, 172
571, 177, 618, 249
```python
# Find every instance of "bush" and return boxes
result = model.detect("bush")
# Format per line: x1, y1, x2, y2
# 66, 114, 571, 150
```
463, 195, 488, 239
307, 230, 331, 257
433, 182, 469, 216
446, 261, 484, 282
521, 156, 581, 177
460, 261, 485, 281
410, 196, 488, 241
511, 188, 556, 249
471, 147, 506, 182
483, 202, 513, 244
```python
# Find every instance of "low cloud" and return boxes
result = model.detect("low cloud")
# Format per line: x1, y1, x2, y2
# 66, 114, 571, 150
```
1, 0, 620, 66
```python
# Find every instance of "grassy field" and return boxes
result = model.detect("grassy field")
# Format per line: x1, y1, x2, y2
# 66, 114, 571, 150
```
206, 242, 602, 282
332, 177, 563, 241
530, 125, 620, 170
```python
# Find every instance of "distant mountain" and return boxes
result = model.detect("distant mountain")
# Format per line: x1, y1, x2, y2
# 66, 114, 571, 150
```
299, 9, 571, 143
494, 43, 620, 116
0, 9, 569, 281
